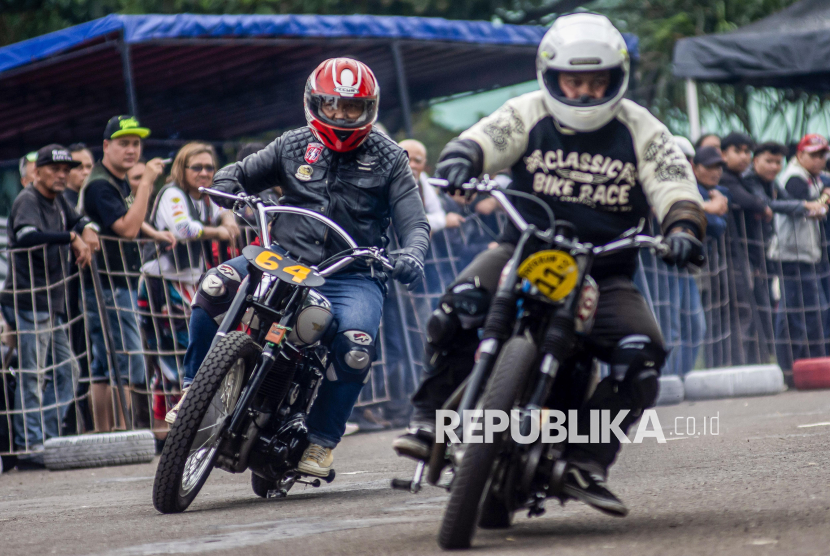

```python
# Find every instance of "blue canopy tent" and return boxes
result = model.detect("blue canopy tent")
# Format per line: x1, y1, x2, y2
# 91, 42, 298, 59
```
0, 14, 638, 161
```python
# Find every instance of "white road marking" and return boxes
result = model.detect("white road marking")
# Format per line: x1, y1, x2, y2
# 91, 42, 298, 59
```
797, 421, 830, 428
746, 539, 778, 546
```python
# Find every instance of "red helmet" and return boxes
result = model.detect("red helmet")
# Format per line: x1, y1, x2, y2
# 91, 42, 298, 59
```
304, 58, 380, 153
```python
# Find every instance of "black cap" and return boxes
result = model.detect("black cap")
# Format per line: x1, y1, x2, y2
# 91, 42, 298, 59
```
693, 146, 725, 167
103, 115, 151, 140
36, 144, 81, 168
721, 131, 755, 152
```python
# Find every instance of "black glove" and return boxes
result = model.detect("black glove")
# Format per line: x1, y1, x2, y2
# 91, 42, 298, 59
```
391, 249, 425, 292
662, 231, 705, 268
434, 156, 476, 195
210, 181, 244, 209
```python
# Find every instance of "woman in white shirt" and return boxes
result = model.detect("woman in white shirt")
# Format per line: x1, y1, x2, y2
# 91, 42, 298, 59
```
143, 143, 239, 283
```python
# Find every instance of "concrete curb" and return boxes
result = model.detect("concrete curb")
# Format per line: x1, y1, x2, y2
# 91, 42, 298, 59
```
684, 365, 785, 401
655, 375, 685, 406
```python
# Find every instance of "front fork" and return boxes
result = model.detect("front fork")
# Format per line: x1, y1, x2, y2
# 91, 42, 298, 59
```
209, 267, 297, 441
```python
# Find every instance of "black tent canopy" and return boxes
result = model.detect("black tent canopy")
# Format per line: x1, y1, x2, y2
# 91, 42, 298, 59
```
673, 0, 830, 91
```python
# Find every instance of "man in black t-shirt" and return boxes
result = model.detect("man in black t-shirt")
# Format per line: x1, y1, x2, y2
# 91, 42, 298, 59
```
0, 144, 99, 454
79, 115, 174, 432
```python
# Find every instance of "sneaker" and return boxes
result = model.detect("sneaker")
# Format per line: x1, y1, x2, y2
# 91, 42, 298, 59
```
392, 427, 435, 461
562, 466, 628, 517
297, 443, 334, 477
164, 387, 189, 425
343, 422, 360, 437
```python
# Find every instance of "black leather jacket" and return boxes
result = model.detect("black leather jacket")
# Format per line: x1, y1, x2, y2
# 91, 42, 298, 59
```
214, 127, 430, 268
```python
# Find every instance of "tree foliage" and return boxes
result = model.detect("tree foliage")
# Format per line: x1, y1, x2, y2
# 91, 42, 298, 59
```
2, 0, 826, 142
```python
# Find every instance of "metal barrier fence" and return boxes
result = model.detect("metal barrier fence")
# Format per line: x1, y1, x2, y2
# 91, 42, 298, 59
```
0, 229, 398, 456
1, 200, 827, 456
0, 243, 89, 455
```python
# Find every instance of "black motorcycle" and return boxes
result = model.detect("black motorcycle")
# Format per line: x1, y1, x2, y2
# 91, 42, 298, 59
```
393, 177, 693, 549
153, 188, 396, 514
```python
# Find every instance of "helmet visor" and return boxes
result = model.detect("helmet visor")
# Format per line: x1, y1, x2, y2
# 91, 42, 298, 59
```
306, 94, 377, 129
542, 67, 625, 107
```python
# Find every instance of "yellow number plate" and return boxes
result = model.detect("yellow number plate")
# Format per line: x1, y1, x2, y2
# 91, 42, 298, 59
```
517, 250, 579, 301
242, 245, 325, 287
254, 250, 282, 270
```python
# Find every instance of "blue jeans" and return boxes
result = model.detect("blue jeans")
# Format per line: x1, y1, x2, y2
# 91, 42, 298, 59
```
84, 287, 147, 386
666, 273, 706, 376
183, 254, 384, 448
1, 305, 76, 450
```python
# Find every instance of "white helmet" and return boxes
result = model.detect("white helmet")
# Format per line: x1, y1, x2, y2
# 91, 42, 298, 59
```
536, 13, 630, 132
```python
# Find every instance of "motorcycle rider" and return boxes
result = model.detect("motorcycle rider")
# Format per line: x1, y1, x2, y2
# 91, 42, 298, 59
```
167, 58, 430, 478
393, 13, 706, 517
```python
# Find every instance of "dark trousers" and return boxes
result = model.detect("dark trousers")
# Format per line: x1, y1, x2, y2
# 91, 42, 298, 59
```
411, 244, 664, 473
775, 261, 829, 370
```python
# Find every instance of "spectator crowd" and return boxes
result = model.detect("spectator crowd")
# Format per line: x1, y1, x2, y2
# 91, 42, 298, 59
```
3, 113, 830, 469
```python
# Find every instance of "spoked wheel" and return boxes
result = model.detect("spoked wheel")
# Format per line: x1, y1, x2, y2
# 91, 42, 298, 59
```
438, 337, 536, 549
153, 332, 258, 513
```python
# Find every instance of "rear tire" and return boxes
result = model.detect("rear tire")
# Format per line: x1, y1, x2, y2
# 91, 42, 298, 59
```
438, 337, 535, 549
152, 332, 257, 514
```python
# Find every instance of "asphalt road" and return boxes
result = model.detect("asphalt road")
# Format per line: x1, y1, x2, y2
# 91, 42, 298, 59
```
2, 389, 829, 556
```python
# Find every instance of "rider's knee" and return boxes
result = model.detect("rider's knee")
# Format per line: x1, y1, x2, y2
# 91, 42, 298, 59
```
426, 279, 490, 348
327, 330, 376, 383
192, 263, 244, 323
610, 334, 666, 409
424, 280, 490, 374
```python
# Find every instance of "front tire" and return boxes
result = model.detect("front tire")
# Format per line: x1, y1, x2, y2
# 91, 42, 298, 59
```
153, 331, 257, 513
438, 337, 535, 549
477, 481, 514, 529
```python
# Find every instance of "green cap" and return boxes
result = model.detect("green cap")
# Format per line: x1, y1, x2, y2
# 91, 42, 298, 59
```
104, 115, 151, 140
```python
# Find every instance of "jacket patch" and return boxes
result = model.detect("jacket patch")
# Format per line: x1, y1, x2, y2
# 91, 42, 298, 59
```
357, 153, 377, 171
344, 330, 373, 345
643, 132, 691, 182
483, 105, 525, 152
296, 165, 314, 181
305, 142, 324, 164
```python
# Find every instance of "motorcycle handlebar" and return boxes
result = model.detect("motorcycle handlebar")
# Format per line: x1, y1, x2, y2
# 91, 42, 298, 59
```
199, 187, 397, 278
427, 178, 674, 259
